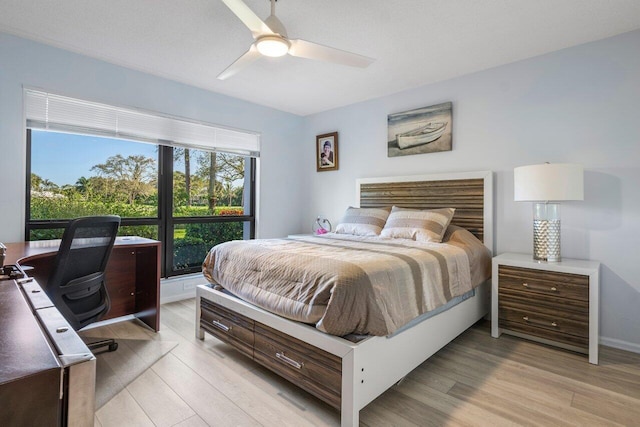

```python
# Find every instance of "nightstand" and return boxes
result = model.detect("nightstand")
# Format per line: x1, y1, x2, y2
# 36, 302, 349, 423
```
491, 252, 600, 364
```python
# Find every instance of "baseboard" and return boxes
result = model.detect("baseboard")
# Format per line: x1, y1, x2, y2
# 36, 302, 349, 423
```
161, 291, 196, 304
160, 273, 205, 305
600, 336, 640, 354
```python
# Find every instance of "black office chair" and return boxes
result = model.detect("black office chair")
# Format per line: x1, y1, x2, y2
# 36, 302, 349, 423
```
45, 215, 121, 353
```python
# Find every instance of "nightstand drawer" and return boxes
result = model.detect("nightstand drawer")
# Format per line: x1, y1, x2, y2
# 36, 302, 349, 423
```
500, 319, 589, 349
499, 302, 588, 339
498, 265, 588, 301
498, 288, 588, 318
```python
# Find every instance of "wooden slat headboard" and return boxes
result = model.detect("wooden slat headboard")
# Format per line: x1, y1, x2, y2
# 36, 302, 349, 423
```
357, 171, 493, 252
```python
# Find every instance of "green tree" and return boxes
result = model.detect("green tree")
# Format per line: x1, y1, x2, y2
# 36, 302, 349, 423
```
31, 173, 60, 193
91, 154, 156, 204
75, 176, 90, 194
173, 170, 187, 207
193, 151, 247, 211
31, 173, 43, 191
86, 176, 118, 202
217, 154, 245, 207
174, 148, 192, 206
60, 184, 79, 199
207, 152, 217, 211
184, 149, 191, 205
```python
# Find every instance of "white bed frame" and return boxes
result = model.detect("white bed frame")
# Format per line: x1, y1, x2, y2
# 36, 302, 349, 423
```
196, 170, 493, 426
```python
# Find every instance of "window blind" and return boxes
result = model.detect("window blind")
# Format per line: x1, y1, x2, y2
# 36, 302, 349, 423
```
24, 89, 260, 157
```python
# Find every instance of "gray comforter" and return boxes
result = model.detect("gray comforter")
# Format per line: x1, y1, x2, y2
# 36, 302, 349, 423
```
202, 225, 490, 336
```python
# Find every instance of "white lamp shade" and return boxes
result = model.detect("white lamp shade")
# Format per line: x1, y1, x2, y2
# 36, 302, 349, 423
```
514, 163, 584, 201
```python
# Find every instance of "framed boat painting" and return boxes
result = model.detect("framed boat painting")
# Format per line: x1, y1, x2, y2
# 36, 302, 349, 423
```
387, 102, 452, 157
316, 132, 338, 171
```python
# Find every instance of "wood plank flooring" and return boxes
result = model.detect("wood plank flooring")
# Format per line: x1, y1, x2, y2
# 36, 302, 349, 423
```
94, 299, 640, 426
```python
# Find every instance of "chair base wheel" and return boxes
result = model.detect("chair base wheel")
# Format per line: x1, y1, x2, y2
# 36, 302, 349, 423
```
87, 338, 118, 354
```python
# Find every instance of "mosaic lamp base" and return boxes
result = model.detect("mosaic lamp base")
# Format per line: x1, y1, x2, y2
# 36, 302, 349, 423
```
533, 202, 561, 262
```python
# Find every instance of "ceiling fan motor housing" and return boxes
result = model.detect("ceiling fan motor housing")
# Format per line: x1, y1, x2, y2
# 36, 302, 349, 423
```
256, 35, 290, 57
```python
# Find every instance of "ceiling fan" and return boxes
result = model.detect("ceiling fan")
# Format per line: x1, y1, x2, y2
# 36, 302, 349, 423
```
218, 0, 375, 80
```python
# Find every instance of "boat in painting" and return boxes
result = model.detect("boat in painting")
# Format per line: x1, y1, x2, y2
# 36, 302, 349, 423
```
396, 122, 447, 149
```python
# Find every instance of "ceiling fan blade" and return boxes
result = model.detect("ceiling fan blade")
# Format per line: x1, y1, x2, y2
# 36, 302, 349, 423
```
221, 0, 274, 37
288, 39, 374, 68
217, 44, 261, 80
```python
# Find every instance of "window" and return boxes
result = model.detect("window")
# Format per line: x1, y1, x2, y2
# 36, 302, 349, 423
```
25, 90, 258, 277
163, 147, 255, 275
28, 130, 160, 241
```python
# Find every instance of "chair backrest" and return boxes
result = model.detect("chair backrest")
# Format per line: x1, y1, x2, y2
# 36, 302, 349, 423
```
46, 215, 120, 331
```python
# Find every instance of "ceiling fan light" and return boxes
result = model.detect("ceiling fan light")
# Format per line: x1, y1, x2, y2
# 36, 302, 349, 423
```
256, 36, 290, 57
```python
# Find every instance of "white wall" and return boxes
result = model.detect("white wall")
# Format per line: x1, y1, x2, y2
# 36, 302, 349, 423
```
302, 30, 640, 350
0, 32, 306, 243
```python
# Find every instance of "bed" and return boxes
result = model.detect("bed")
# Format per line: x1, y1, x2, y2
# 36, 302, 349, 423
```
196, 170, 493, 426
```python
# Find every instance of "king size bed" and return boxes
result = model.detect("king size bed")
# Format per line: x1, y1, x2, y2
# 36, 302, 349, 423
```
196, 170, 493, 426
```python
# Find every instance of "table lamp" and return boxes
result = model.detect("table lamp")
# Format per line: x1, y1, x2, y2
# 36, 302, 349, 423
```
514, 163, 584, 262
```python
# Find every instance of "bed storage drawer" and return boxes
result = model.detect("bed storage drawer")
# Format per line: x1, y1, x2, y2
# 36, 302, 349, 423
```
254, 323, 342, 409
200, 299, 254, 358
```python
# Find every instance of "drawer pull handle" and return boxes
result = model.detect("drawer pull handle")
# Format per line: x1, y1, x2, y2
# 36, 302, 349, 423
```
522, 283, 559, 293
276, 352, 303, 369
211, 320, 231, 332
523, 316, 558, 328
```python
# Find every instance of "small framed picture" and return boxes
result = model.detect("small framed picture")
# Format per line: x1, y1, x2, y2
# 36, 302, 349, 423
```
316, 132, 339, 172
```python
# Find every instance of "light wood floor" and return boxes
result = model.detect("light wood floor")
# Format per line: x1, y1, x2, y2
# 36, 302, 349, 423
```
94, 299, 640, 426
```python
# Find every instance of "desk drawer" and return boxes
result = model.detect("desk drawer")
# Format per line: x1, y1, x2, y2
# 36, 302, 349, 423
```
200, 299, 254, 358
254, 323, 341, 409
498, 265, 588, 301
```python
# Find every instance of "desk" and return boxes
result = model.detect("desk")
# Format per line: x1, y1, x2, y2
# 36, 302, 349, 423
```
0, 278, 62, 424
5, 236, 161, 331
1, 275, 96, 425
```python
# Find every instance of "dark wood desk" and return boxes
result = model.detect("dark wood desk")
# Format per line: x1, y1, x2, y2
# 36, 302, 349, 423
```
1, 274, 97, 425
5, 236, 161, 331
0, 279, 62, 425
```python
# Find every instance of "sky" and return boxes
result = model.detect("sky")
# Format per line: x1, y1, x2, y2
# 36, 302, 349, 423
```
31, 130, 158, 186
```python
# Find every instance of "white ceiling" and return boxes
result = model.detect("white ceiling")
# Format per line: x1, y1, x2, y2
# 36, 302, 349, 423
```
1, 0, 640, 116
